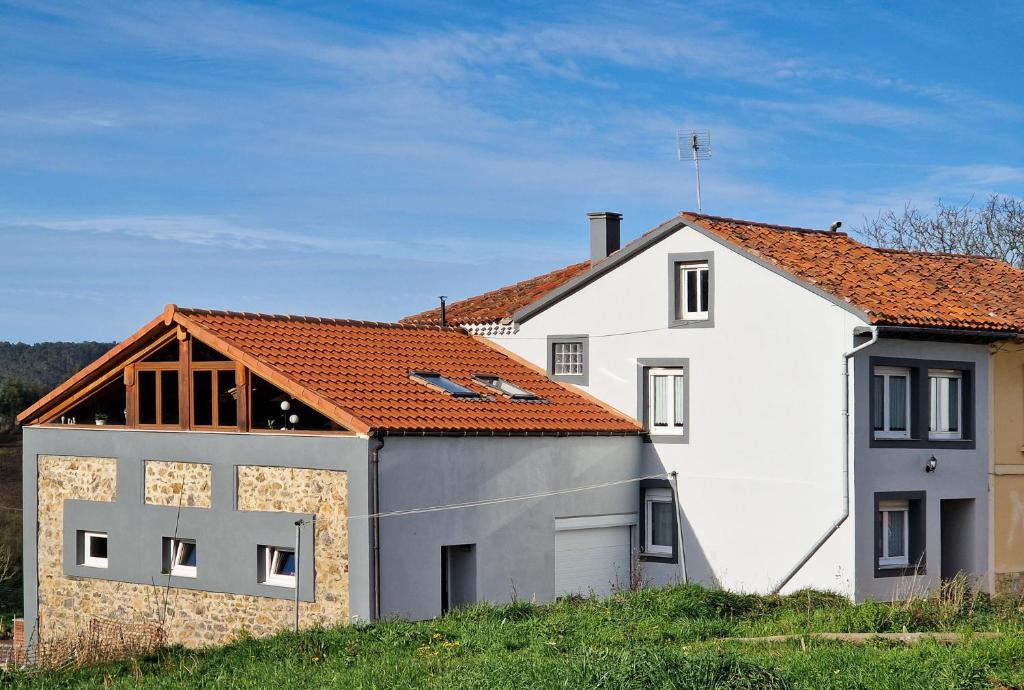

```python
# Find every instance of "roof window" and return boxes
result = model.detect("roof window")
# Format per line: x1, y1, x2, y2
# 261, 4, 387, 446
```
472, 375, 540, 400
411, 372, 482, 398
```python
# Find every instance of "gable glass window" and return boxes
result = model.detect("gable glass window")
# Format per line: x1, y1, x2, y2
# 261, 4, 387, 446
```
192, 366, 238, 428
878, 500, 909, 568
166, 538, 197, 578
648, 368, 685, 434
472, 375, 539, 400
929, 370, 962, 440
410, 372, 482, 398
644, 488, 675, 556
260, 546, 297, 587
80, 531, 108, 568
872, 367, 911, 440
675, 262, 710, 320
552, 341, 584, 376
136, 368, 180, 427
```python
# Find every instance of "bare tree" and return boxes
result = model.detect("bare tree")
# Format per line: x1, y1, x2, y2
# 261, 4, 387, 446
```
859, 194, 1024, 268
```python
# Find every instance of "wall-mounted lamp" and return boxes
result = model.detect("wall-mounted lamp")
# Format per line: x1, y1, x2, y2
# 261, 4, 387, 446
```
925, 455, 938, 473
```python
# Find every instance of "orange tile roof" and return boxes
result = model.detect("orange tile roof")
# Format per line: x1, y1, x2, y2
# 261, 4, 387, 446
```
173, 308, 640, 434
401, 261, 590, 326
403, 212, 1024, 333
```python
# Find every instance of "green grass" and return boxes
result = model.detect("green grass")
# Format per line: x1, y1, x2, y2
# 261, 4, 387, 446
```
8, 583, 1024, 689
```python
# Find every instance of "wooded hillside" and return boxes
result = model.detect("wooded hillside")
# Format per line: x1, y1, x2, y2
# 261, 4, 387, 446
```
0, 341, 114, 433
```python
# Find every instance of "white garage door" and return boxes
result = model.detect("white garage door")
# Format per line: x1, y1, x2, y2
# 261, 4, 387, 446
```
554, 515, 635, 598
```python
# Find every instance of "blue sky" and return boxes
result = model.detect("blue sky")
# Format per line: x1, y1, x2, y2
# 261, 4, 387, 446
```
2, 1, 1023, 342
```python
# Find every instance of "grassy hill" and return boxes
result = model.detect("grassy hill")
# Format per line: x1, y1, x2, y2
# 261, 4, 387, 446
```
9, 583, 1024, 689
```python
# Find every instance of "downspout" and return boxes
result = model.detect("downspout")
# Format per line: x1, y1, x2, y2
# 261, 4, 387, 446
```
771, 326, 879, 594
370, 432, 385, 620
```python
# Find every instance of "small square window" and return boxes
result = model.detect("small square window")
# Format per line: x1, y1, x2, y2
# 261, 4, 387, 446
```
552, 342, 584, 376
259, 546, 296, 588
80, 531, 108, 569
165, 537, 197, 578
873, 366, 912, 440
644, 488, 675, 556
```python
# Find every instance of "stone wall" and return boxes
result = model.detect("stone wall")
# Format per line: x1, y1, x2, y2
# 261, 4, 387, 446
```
144, 461, 212, 508
237, 466, 349, 627
36, 455, 349, 648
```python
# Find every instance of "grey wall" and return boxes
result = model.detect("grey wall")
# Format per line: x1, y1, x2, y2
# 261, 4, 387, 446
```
22, 427, 372, 640
852, 338, 990, 601
376, 435, 641, 620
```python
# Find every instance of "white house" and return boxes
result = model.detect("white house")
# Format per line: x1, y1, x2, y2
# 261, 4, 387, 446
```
405, 211, 1024, 600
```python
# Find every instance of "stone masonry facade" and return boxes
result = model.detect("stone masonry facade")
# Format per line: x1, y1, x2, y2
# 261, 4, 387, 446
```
144, 461, 212, 508
37, 455, 349, 648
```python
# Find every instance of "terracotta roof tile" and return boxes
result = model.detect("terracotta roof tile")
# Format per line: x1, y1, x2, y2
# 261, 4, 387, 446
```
401, 261, 590, 326
402, 212, 1024, 333
176, 308, 640, 434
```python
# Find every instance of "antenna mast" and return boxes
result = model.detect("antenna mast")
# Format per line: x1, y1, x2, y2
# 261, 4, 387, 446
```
677, 129, 711, 212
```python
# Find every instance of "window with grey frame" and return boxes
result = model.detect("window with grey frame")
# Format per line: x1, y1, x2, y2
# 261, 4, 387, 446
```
552, 341, 584, 376
874, 491, 925, 577
547, 335, 588, 384
644, 487, 675, 556
675, 262, 709, 321
647, 367, 685, 435
872, 366, 911, 440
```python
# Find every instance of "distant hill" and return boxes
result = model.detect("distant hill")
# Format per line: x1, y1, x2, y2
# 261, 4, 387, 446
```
0, 341, 115, 432
0, 341, 115, 391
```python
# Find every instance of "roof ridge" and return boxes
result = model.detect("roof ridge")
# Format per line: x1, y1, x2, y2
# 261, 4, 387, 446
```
872, 246, 1012, 263
681, 211, 850, 237
175, 306, 468, 333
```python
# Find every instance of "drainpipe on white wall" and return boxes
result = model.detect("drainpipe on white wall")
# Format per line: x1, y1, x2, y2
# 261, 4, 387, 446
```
771, 326, 879, 594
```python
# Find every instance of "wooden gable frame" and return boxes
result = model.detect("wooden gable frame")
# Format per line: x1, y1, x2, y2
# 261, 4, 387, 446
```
18, 305, 368, 434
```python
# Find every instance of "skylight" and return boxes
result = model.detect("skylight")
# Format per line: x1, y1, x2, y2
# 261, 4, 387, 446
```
472, 375, 540, 400
411, 372, 482, 398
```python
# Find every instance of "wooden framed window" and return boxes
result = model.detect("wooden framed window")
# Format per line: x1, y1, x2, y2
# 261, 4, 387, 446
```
135, 364, 180, 428
191, 364, 238, 429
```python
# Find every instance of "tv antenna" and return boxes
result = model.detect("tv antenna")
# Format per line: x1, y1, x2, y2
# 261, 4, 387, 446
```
677, 129, 711, 212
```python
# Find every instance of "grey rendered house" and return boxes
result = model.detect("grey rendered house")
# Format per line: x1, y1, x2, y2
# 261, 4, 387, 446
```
404, 211, 1024, 601
18, 305, 642, 648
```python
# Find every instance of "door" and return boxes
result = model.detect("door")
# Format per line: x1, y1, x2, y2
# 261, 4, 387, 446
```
554, 520, 632, 598
441, 544, 476, 613
940, 499, 975, 581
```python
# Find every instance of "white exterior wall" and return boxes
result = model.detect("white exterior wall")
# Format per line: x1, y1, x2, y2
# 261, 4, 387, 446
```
489, 227, 868, 595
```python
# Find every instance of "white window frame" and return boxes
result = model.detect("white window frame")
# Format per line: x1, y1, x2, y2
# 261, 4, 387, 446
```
551, 341, 584, 376
644, 488, 674, 556
169, 538, 197, 578
873, 366, 912, 440
82, 531, 108, 569
878, 500, 910, 568
676, 262, 709, 321
261, 546, 297, 588
929, 369, 963, 440
647, 367, 685, 435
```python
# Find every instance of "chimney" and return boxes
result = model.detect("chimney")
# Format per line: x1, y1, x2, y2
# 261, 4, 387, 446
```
588, 211, 621, 266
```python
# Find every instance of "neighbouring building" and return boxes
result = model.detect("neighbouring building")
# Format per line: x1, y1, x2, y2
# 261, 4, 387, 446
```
404, 211, 1024, 601
18, 305, 642, 648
